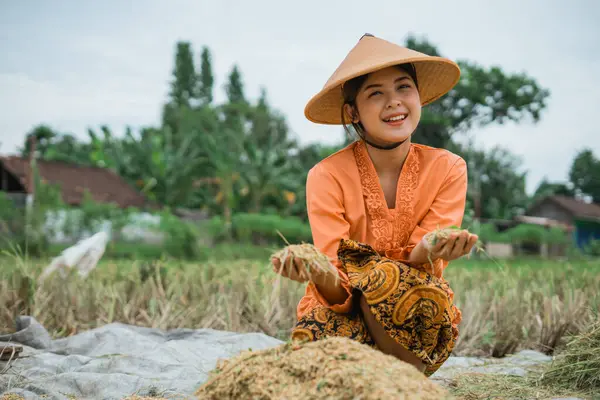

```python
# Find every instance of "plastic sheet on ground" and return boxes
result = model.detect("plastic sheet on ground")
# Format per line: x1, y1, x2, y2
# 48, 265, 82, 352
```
0, 316, 284, 399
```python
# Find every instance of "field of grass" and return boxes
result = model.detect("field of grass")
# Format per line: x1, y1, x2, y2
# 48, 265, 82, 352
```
1, 245, 599, 399
1, 247, 598, 360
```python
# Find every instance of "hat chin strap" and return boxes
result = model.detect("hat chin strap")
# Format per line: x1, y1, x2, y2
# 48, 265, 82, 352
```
359, 133, 408, 150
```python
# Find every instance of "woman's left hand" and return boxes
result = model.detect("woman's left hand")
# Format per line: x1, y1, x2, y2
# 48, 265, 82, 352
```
428, 229, 479, 261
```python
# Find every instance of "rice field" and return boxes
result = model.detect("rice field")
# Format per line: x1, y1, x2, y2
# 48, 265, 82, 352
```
1, 250, 598, 360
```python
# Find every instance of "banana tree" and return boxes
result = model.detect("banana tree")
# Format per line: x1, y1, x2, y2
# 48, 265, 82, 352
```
238, 97, 306, 214
87, 125, 206, 208
242, 130, 300, 213
192, 120, 246, 238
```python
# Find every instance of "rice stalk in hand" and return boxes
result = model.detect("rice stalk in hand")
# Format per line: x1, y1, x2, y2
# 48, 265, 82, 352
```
423, 225, 496, 268
271, 243, 339, 286
424, 226, 485, 253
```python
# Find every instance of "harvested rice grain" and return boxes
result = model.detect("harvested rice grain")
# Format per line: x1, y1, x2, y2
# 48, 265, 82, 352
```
423, 226, 463, 251
271, 243, 339, 285
423, 226, 484, 260
195, 336, 450, 400
0, 394, 25, 400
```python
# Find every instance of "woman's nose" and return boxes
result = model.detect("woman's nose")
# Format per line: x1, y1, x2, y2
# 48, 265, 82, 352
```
386, 98, 402, 108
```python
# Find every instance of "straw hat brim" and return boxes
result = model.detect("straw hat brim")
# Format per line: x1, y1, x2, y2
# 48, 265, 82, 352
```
304, 56, 460, 125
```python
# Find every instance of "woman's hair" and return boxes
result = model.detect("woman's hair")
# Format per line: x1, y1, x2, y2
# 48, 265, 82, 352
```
340, 63, 419, 141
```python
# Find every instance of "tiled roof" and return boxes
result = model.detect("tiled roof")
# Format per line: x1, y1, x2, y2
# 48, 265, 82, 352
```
0, 156, 148, 209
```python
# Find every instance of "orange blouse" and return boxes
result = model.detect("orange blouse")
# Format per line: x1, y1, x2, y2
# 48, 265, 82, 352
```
297, 140, 468, 321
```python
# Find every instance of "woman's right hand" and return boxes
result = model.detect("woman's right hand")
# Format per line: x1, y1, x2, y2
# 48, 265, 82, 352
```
272, 253, 350, 308
271, 254, 335, 286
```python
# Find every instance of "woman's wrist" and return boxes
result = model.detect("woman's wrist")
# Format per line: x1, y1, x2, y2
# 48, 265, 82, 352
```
312, 269, 348, 306
407, 240, 431, 264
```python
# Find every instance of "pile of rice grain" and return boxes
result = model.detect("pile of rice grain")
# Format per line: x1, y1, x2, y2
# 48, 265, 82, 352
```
195, 337, 449, 400
0, 394, 25, 400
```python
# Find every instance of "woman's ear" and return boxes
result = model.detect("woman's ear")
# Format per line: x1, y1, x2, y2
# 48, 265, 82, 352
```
343, 104, 359, 123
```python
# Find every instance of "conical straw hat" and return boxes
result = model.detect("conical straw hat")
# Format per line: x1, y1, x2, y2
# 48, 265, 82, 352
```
304, 34, 461, 125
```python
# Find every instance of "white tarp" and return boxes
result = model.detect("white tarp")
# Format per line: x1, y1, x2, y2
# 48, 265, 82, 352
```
1, 317, 564, 399
38, 232, 110, 284
0, 316, 284, 399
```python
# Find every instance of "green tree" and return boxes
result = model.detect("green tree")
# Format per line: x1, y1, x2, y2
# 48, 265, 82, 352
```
20, 125, 92, 166
405, 34, 550, 149
162, 41, 198, 136
459, 142, 528, 219
220, 64, 249, 141
532, 178, 574, 202
168, 41, 197, 107
569, 148, 600, 202
242, 90, 301, 213
174, 104, 224, 209
20, 125, 58, 158
193, 126, 244, 238
225, 65, 245, 104
43, 134, 92, 165
249, 87, 293, 146
87, 125, 205, 208
197, 46, 214, 105
399, 34, 550, 221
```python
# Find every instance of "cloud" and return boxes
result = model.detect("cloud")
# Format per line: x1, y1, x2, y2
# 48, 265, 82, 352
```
0, 72, 163, 152
0, 0, 598, 196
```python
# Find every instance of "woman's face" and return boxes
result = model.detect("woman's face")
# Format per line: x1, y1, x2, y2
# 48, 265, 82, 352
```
347, 66, 421, 146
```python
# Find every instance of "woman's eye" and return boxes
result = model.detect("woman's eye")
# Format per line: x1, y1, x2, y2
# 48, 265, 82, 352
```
368, 91, 381, 98
398, 84, 411, 90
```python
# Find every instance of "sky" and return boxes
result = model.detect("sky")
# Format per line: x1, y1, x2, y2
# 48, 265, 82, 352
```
1, 0, 598, 195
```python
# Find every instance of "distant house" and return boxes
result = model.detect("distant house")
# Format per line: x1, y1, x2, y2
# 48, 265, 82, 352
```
525, 195, 600, 249
0, 156, 149, 209
0, 156, 159, 244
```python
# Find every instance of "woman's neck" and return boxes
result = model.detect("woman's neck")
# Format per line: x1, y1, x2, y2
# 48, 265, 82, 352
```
364, 138, 412, 176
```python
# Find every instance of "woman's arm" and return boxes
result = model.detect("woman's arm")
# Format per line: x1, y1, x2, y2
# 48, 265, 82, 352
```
303, 164, 355, 312
398, 157, 475, 271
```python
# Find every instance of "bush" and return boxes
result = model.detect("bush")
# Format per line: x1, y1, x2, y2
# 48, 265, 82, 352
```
52, 191, 136, 243
206, 213, 312, 245
507, 223, 547, 244
0, 172, 65, 257
48, 241, 166, 260
107, 242, 166, 260
0, 192, 27, 253
204, 243, 273, 261
545, 226, 571, 245
202, 216, 229, 242
232, 213, 312, 245
584, 239, 600, 257
475, 222, 510, 244
45, 207, 207, 261
492, 223, 570, 246
155, 209, 203, 259
0, 192, 20, 234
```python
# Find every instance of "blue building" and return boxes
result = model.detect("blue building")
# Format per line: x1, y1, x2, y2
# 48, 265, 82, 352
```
526, 195, 600, 250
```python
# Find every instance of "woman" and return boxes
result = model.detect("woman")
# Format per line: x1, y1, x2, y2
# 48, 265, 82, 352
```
272, 33, 478, 376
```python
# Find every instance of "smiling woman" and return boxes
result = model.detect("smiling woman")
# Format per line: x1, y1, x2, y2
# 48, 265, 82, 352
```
341, 63, 421, 150
271, 33, 479, 376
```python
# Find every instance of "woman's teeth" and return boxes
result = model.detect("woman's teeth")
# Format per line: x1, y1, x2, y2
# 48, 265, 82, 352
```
385, 115, 406, 122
